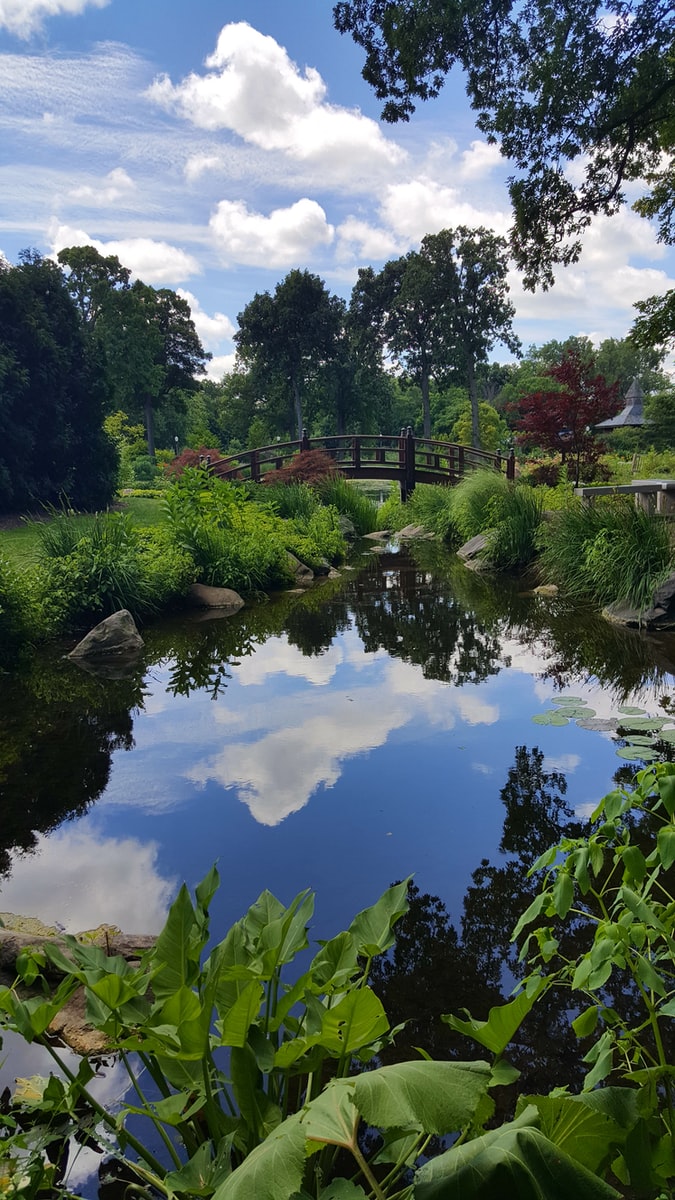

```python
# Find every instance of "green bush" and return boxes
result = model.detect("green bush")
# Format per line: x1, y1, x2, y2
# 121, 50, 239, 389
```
484, 485, 544, 569
377, 484, 407, 530
287, 505, 346, 568
258, 481, 318, 521
539, 498, 673, 610
407, 483, 459, 544
315, 476, 378, 535
0, 556, 39, 662
137, 528, 197, 608
450, 469, 510, 541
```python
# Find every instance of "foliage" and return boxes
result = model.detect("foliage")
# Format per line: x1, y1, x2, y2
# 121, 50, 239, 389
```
258, 481, 319, 521
632, 289, 675, 349
376, 485, 407, 531
449, 470, 511, 542
333, 0, 675, 292
262, 449, 339, 487
286, 505, 346, 568
512, 350, 621, 486
538, 498, 673, 611
165, 446, 224, 477
452, 401, 509, 453
0, 555, 36, 664
315, 476, 379, 535
0, 252, 118, 513
484, 486, 544, 570
350, 227, 520, 442
406, 484, 459, 544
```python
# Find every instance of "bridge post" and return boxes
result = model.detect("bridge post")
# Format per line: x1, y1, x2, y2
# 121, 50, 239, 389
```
458, 446, 465, 481
300, 429, 311, 453
506, 449, 515, 482
401, 426, 416, 502
353, 436, 361, 473
250, 449, 260, 483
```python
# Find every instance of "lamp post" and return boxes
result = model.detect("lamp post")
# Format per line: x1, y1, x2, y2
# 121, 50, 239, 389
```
173, 435, 179, 458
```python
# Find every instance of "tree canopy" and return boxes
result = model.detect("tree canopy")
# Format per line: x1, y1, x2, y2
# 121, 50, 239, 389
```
334, 0, 675, 289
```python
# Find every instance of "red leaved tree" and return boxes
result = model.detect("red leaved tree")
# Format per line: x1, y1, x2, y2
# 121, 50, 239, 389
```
511, 350, 621, 485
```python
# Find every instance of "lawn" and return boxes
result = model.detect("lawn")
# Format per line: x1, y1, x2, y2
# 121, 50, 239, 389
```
0, 496, 166, 570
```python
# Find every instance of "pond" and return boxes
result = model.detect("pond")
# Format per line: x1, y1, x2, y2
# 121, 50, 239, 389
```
2, 537, 675, 1183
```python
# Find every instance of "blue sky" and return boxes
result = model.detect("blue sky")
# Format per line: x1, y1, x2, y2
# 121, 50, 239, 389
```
2, 0, 674, 380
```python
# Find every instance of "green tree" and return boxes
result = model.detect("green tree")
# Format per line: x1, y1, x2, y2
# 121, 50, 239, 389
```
235, 270, 344, 439
334, 0, 675, 289
452, 401, 509, 451
0, 251, 117, 512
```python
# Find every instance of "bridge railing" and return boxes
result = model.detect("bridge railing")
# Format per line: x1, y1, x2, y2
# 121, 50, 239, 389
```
209, 432, 515, 495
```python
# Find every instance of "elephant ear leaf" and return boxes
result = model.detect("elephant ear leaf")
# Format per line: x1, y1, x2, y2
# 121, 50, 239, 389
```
442, 982, 545, 1057
212, 1112, 306, 1200
414, 1107, 621, 1199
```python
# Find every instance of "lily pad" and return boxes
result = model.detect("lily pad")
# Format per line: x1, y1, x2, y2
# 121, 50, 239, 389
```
561, 707, 596, 719
549, 696, 585, 705
623, 734, 657, 747
616, 746, 661, 762
657, 729, 675, 744
618, 705, 647, 716
576, 718, 619, 731
618, 717, 668, 732
532, 711, 570, 726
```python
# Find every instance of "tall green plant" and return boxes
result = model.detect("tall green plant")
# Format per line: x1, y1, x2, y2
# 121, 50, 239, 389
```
449, 469, 510, 541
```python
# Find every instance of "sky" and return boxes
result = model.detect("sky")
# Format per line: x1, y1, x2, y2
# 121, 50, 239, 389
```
1, 0, 674, 382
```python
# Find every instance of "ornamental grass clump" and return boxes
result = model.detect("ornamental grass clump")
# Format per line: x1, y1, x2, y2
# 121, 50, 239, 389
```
315, 475, 378, 535
407, 483, 459, 544
449, 468, 510, 541
484, 484, 544, 570
539, 497, 672, 611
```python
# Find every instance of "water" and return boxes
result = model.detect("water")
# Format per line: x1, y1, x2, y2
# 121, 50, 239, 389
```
2, 539, 675, 1186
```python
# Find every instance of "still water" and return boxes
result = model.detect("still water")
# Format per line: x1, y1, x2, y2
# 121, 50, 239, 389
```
2, 537, 675, 1176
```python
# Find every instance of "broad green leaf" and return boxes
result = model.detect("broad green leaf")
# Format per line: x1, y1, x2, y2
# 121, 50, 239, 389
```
656, 729, 675, 745
212, 1112, 306, 1200
512, 892, 548, 941
301, 1078, 358, 1151
618, 706, 647, 716
621, 845, 646, 884
372, 1126, 421, 1166
152, 884, 199, 1001
553, 871, 574, 918
657, 827, 675, 869
634, 954, 667, 996
442, 981, 545, 1056
195, 864, 220, 917
353, 1060, 490, 1134
216, 980, 263, 1048
309, 932, 359, 993
620, 886, 665, 932
616, 747, 659, 762
516, 1092, 629, 1174
414, 1108, 621, 1199
532, 711, 569, 726
659, 773, 675, 817
317, 1182, 369, 1199
320, 987, 389, 1056
348, 878, 410, 957
164, 1140, 232, 1197
87, 973, 139, 1011
583, 1031, 614, 1090
623, 735, 656, 746
230, 1044, 281, 1141
243, 890, 288, 941
572, 1005, 598, 1038
618, 718, 666, 732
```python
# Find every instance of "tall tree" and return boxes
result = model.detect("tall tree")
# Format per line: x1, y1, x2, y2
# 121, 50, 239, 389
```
512, 349, 621, 484
334, 0, 675, 289
0, 251, 117, 511
351, 228, 519, 444
235, 270, 343, 439
57, 247, 209, 457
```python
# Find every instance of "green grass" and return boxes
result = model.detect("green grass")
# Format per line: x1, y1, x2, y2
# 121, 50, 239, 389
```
0, 497, 166, 570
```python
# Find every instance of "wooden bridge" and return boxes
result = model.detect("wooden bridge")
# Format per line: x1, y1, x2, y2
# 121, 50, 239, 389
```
210, 429, 515, 500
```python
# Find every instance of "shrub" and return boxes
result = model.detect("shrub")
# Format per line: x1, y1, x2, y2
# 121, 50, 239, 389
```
484, 485, 544, 569
164, 446, 224, 478
262, 449, 338, 487
0, 556, 38, 662
131, 456, 158, 483
287, 505, 346, 568
539, 497, 673, 611
258, 481, 319, 521
315, 476, 378, 535
449, 469, 510, 541
377, 485, 406, 531
407, 484, 459, 544
137, 528, 197, 608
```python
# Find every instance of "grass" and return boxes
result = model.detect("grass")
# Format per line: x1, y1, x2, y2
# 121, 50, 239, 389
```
0, 497, 166, 570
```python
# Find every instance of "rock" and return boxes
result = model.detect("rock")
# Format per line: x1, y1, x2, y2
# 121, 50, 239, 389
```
68, 609, 144, 660
338, 514, 357, 541
287, 552, 315, 587
604, 574, 675, 628
364, 530, 390, 540
457, 533, 489, 564
397, 524, 433, 539
327, 568, 341, 580
532, 584, 559, 596
187, 583, 245, 613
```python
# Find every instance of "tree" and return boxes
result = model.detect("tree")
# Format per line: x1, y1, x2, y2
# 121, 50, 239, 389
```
452, 401, 509, 452
350, 228, 519, 443
235, 270, 344, 439
0, 251, 117, 512
57, 247, 209, 457
632, 289, 675, 349
512, 349, 621, 484
333, 0, 675, 289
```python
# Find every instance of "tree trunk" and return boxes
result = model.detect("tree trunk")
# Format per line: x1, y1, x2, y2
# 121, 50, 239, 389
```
467, 359, 480, 449
291, 375, 303, 440
421, 370, 431, 439
144, 397, 156, 460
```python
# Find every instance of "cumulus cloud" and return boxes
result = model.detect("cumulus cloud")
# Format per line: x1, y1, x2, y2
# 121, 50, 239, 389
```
68, 166, 136, 206
336, 217, 402, 263
379, 178, 511, 244
0, 0, 108, 38
458, 140, 503, 181
209, 196, 333, 267
147, 22, 404, 178
177, 288, 236, 347
204, 352, 236, 381
49, 221, 201, 283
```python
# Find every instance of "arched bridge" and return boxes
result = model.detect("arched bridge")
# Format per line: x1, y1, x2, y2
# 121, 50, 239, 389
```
210, 429, 515, 500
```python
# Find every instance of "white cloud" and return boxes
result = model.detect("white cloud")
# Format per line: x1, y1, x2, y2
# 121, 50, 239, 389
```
177, 288, 236, 347
205, 352, 236, 381
209, 197, 333, 267
68, 167, 136, 206
379, 178, 511, 245
458, 140, 503, 181
336, 216, 402, 263
147, 22, 404, 179
184, 152, 225, 182
49, 221, 201, 283
0, 0, 108, 38
0, 828, 175, 934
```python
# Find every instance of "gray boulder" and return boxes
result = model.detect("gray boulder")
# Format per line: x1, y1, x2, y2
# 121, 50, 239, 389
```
287, 552, 315, 587
604, 572, 675, 629
457, 533, 489, 569
187, 583, 245, 613
68, 609, 144, 661
397, 524, 433, 539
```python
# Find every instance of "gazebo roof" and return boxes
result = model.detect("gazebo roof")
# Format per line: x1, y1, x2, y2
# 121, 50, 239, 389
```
595, 377, 645, 429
